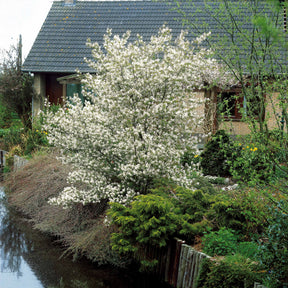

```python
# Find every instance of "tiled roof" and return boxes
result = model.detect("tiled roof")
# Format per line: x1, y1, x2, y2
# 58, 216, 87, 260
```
22, 0, 287, 74
22, 0, 194, 73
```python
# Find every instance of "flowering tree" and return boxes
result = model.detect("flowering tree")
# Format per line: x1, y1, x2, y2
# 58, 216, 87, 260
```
44, 26, 232, 207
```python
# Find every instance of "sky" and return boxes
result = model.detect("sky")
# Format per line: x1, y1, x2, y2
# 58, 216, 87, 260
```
0, 0, 53, 61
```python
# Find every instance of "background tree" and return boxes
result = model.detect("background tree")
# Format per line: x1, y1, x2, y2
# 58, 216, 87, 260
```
0, 36, 35, 130
176, 0, 288, 135
175, 0, 288, 180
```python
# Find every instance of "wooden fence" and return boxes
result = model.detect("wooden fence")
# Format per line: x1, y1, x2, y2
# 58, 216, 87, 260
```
141, 238, 210, 288
0, 150, 28, 177
13, 154, 29, 171
143, 239, 271, 288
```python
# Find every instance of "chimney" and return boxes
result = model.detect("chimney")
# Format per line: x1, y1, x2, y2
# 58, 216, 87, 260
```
64, 0, 76, 6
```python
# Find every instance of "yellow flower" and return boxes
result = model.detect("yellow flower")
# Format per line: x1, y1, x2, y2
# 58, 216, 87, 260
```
253, 147, 258, 151
246, 146, 249, 149
194, 154, 199, 158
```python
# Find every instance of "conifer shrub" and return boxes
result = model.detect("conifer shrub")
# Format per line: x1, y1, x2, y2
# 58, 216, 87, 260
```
108, 194, 179, 270
108, 184, 215, 270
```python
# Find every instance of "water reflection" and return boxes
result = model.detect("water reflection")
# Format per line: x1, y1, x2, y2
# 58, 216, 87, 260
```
0, 190, 42, 287
0, 191, 24, 276
0, 189, 170, 288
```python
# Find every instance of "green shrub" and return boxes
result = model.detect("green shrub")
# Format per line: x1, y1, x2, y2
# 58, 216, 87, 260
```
108, 194, 180, 269
180, 148, 201, 167
257, 202, 288, 287
0, 104, 15, 128
267, 129, 288, 164
200, 130, 235, 177
228, 141, 275, 183
108, 188, 214, 269
207, 188, 268, 238
172, 187, 211, 223
237, 241, 259, 260
0, 126, 49, 156
151, 182, 214, 241
202, 227, 238, 256
23, 128, 49, 155
197, 257, 261, 288
1, 127, 23, 152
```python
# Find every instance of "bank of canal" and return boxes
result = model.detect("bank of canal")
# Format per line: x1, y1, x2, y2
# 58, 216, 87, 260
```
0, 187, 170, 288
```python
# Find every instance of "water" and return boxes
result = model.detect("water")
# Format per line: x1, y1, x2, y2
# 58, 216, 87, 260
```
0, 188, 170, 288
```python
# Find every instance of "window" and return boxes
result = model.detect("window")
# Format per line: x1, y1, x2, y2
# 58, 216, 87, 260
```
218, 89, 265, 121
218, 91, 243, 120
67, 83, 83, 102
244, 93, 265, 121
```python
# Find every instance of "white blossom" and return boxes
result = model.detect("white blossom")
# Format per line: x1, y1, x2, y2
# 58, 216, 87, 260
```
43, 26, 233, 207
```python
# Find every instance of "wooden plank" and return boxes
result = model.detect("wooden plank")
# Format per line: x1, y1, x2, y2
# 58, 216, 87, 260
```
177, 244, 189, 288
183, 247, 193, 288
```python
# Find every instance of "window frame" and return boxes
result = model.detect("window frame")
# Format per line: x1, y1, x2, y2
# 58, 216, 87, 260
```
217, 88, 243, 121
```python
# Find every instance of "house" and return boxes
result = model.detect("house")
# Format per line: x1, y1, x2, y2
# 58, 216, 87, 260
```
23, 0, 286, 135
23, 0, 192, 115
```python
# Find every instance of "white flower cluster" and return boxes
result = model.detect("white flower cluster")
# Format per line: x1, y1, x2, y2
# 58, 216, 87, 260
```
44, 26, 232, 207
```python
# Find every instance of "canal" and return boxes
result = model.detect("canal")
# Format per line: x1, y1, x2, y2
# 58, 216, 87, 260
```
0, 188, 170, 288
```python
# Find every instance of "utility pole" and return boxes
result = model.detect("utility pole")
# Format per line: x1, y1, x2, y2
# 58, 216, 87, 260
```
17, 34, 22, 72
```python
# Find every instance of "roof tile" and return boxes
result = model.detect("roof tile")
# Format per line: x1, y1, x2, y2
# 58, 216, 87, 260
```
23, 0, 190, 73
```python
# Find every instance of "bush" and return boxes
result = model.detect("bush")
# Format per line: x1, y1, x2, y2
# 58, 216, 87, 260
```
108, 186, 215, 269
108, 194, 180, 270
267, 129, 288, 164
206, 192, 268, 239
151, 180, 215, 240
228, 141, 275, 183
0, 127, 49, 156
202, 227, 238, 256
108, 194, 179, 249
197, 257, 261, 288
172, 187, 211, 223
0, 127, 23, 152
200, 130, 235, 177
23, 128, 49, 155
236, 241, 259, 260
257, 202, 288, 287
0, 103, 17, 128
180, 148, 201, 167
